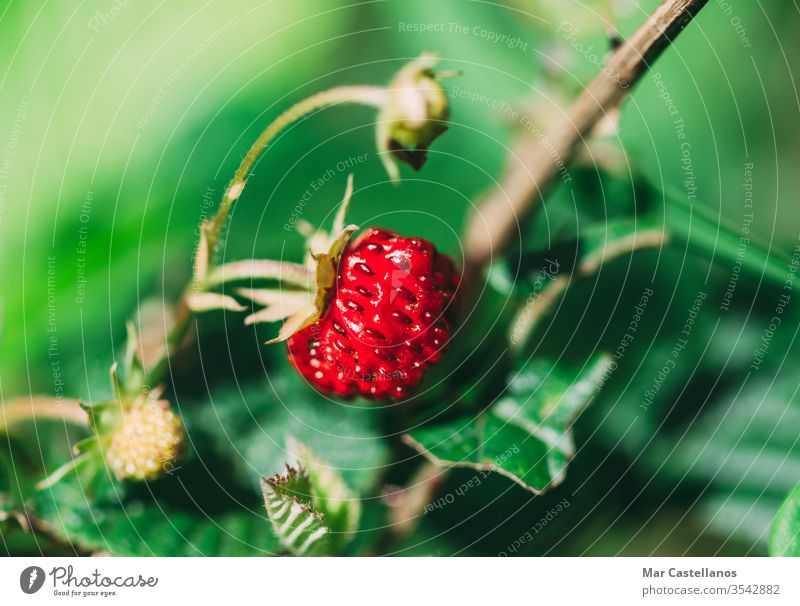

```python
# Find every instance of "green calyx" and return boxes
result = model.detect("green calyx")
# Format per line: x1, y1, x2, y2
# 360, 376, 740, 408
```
377, 52, 456, 183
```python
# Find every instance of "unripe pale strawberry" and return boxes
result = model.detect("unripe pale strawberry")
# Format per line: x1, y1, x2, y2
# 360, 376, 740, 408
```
105, 399, 183, 481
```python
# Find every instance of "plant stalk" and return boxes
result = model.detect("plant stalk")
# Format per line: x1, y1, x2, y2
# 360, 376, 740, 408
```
462, 0, 710, 282
147, 85, 389, 388
0, 398, 88, 432
207, 85, 388, 252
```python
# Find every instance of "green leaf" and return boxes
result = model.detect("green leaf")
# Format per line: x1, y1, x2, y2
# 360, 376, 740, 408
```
191, 366, 390, 495
663, 187, 798, 293
33, 470, 280, 556
618, 364, 800, 553
261, 466, 332, 556
529, 165, 799, 297
770, 483, 800, 556
259, 438, 362, 555
26, 362, 384, 557
287, 437, 360, 549
23, 400, 280, 556
656, 368, 800, 494
404, 354, 612, 493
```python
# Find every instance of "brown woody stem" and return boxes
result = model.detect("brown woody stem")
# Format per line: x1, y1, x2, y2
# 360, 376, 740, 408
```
462, 0, 709, 275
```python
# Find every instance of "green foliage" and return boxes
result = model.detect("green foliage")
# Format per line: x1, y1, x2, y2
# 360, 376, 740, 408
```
3, 0, 800, 558
191, 363, 390, 496
35, 473, 280, 556
262, 466, 332, 556
286, 438, 361, 549
502, 213, 666, 352
771, 483, 800, 557
405, 355, 612, 493
260, 441, 361, 556
661, 372, 800, 552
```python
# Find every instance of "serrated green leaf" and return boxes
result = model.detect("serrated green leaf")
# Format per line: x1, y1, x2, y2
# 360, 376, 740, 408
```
267, 464, 313, 500
770, 484, 800, 556
287, 437, 360, 548
262, 467, 332, 556
404, 354, 612, 493
32, 469, 279, 556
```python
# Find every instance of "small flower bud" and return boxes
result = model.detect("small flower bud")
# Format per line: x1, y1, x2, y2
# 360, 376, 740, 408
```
106, 399, 183, 481
378, 53, 453, 182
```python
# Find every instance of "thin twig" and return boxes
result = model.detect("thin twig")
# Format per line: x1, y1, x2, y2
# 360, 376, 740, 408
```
463, 0, 709, 274
0, 397, 88, 432
207, 85, 387, 253
387, 461, 447, 542
147, 85, 388, 388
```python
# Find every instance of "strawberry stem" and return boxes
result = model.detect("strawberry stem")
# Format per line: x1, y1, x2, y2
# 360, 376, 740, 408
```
206, 85, 388, 255
0, 397, 88, 433
146, 85, 389, 389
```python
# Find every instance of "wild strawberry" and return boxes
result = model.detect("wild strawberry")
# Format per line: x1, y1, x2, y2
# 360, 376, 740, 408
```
287, 228, 459, 400
227, 176, 460, 401
105, 398, 183, 481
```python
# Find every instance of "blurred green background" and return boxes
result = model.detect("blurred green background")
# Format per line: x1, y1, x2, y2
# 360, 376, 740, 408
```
2, 0, 800, 556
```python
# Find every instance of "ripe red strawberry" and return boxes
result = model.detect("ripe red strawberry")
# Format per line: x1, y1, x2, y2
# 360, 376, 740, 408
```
222, 177, 459, 401
287, 228, 459, 400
